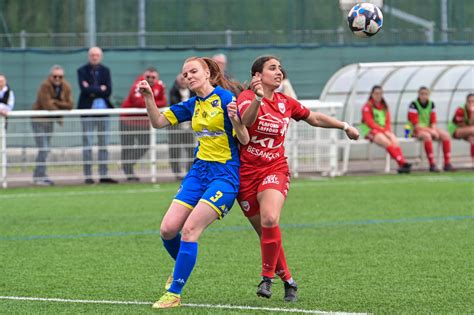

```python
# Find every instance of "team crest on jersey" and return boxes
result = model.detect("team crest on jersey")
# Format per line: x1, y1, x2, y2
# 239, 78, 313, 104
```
240, 200, 250, 212
211, 100, 220, 107
278, 102, 286, 114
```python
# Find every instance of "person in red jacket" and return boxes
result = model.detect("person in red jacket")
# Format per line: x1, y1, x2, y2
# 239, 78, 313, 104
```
120, 67, 167, 181
408, 86, 453, 172
449, 93, 474, 165
360, 86, 411, 174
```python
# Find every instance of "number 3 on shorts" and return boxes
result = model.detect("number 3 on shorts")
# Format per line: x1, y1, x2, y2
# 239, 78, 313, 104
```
210, 191, 223, 202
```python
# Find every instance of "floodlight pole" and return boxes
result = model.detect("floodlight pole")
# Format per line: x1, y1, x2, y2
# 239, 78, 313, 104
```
138, 0, 146, 48
1, 116, 7, 188
85, 0, 97, 47
440, 0, 448, 42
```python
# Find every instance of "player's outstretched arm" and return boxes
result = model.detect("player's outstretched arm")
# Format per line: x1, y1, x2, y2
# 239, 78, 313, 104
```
305, 111, 359, 140
138, 80, 170, 129
228, 102, 249, 145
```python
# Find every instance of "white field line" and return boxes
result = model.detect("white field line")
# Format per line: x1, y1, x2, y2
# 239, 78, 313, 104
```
2, 175, 469, 199
0, 187, 176, 199
0, 295, 365, 315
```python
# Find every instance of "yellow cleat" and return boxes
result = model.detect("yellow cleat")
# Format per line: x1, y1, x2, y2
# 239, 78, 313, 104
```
152, 292, 181, 309
164, 274, 173, 291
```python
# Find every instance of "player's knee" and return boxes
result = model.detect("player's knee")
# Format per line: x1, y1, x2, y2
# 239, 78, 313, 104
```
260, 213, 279, 227
160, 222, 180, 240
181, 224, 199, 242
418, 133, 430, 141
439, 131, 450, 141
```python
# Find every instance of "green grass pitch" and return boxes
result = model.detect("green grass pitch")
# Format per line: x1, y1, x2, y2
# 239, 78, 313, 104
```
0, 172, 473, 314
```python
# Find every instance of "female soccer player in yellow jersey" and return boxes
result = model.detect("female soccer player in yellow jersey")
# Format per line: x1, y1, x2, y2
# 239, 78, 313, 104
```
138, 57, 248, 309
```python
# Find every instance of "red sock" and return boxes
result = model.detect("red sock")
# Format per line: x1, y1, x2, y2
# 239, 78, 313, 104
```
442, 140, 451, 165
260, 226, 282, 278
387, 145, 405, 166
396, 147, 407, 165
275, 246, 292, 282
424, 140, 435, 165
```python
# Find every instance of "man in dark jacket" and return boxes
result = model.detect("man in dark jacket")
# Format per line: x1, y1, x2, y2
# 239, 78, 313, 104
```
77, 46, 117, 184
32, 65, 74, 186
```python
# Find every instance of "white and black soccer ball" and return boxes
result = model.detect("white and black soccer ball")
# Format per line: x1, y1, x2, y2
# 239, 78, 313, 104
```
347, 3, 383, 38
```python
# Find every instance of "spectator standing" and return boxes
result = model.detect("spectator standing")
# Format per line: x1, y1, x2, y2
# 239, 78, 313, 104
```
120, 67, 167, 181
77, 46, 117, 184
168, 73, 196, 179
0, 73, 15, 116
31, 65, 73, 186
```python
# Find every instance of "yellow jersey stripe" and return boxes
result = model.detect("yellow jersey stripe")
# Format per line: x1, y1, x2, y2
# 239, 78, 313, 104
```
163, 110, 179, 126
199, 199, 223, 219
173, 199, 194, 210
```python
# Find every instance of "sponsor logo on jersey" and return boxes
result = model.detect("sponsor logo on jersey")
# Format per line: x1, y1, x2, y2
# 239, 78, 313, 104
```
240, 200, 250, 212
263, 174, 280, 185
257, 113, 283, 135
250, 136, 282, 149
195, 129, 224, 138
246, 144, 281, 160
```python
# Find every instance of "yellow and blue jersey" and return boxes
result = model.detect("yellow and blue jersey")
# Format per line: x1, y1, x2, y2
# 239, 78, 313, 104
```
163, 86, 239, 166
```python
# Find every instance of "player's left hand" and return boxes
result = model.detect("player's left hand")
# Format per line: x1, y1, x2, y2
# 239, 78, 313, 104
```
346, 126, 360, 140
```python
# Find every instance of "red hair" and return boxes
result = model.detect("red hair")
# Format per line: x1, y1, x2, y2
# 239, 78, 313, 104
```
184, 57, 242, 95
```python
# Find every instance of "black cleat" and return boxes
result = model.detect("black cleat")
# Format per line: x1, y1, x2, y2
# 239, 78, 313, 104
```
429, 164, 440, 173
99, 177, 118, 184
397, 163, 412, 174
283, 281, 298, 302
84, 178, 95, 184
256, 277, 273, 299
443, 163, 455, 172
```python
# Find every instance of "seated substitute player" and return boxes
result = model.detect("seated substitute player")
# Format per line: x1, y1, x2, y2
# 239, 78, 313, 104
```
408, 86, 454, 172
360, 85, 411, 173
449, 93, 474, 165
236, 55, 359, 302
138, 56, 248, 309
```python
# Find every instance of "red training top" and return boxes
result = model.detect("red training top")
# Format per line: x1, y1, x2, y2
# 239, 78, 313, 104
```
362, 99, 391, 132
120, 75, 167, 127
408, 100, 437, 126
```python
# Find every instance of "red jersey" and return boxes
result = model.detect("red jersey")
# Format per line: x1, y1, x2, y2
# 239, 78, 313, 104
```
452, 106, 472, 126
237, 90, 310, 175
120, 75, 167, 127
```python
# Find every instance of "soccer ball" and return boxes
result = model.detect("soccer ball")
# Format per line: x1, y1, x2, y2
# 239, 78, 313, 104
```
347, 3, 383, 38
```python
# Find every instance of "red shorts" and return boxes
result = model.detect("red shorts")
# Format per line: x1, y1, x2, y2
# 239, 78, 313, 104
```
365, 129, 383, 142
237, 171, 290, 218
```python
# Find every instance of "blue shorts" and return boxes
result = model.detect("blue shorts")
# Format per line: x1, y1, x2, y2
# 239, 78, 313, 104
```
173, 159, 240, 219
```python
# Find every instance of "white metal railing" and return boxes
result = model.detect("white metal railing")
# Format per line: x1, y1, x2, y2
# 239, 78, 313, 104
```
0, 102, 343, 188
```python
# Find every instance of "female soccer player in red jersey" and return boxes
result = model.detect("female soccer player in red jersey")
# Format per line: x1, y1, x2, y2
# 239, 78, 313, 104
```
360, 85, 411, 173
236, 55, 359, 302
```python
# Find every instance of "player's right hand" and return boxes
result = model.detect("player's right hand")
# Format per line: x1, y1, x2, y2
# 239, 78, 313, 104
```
250, 74, 264, 98
227, 102, 239, 121
137, 80, 152, 95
